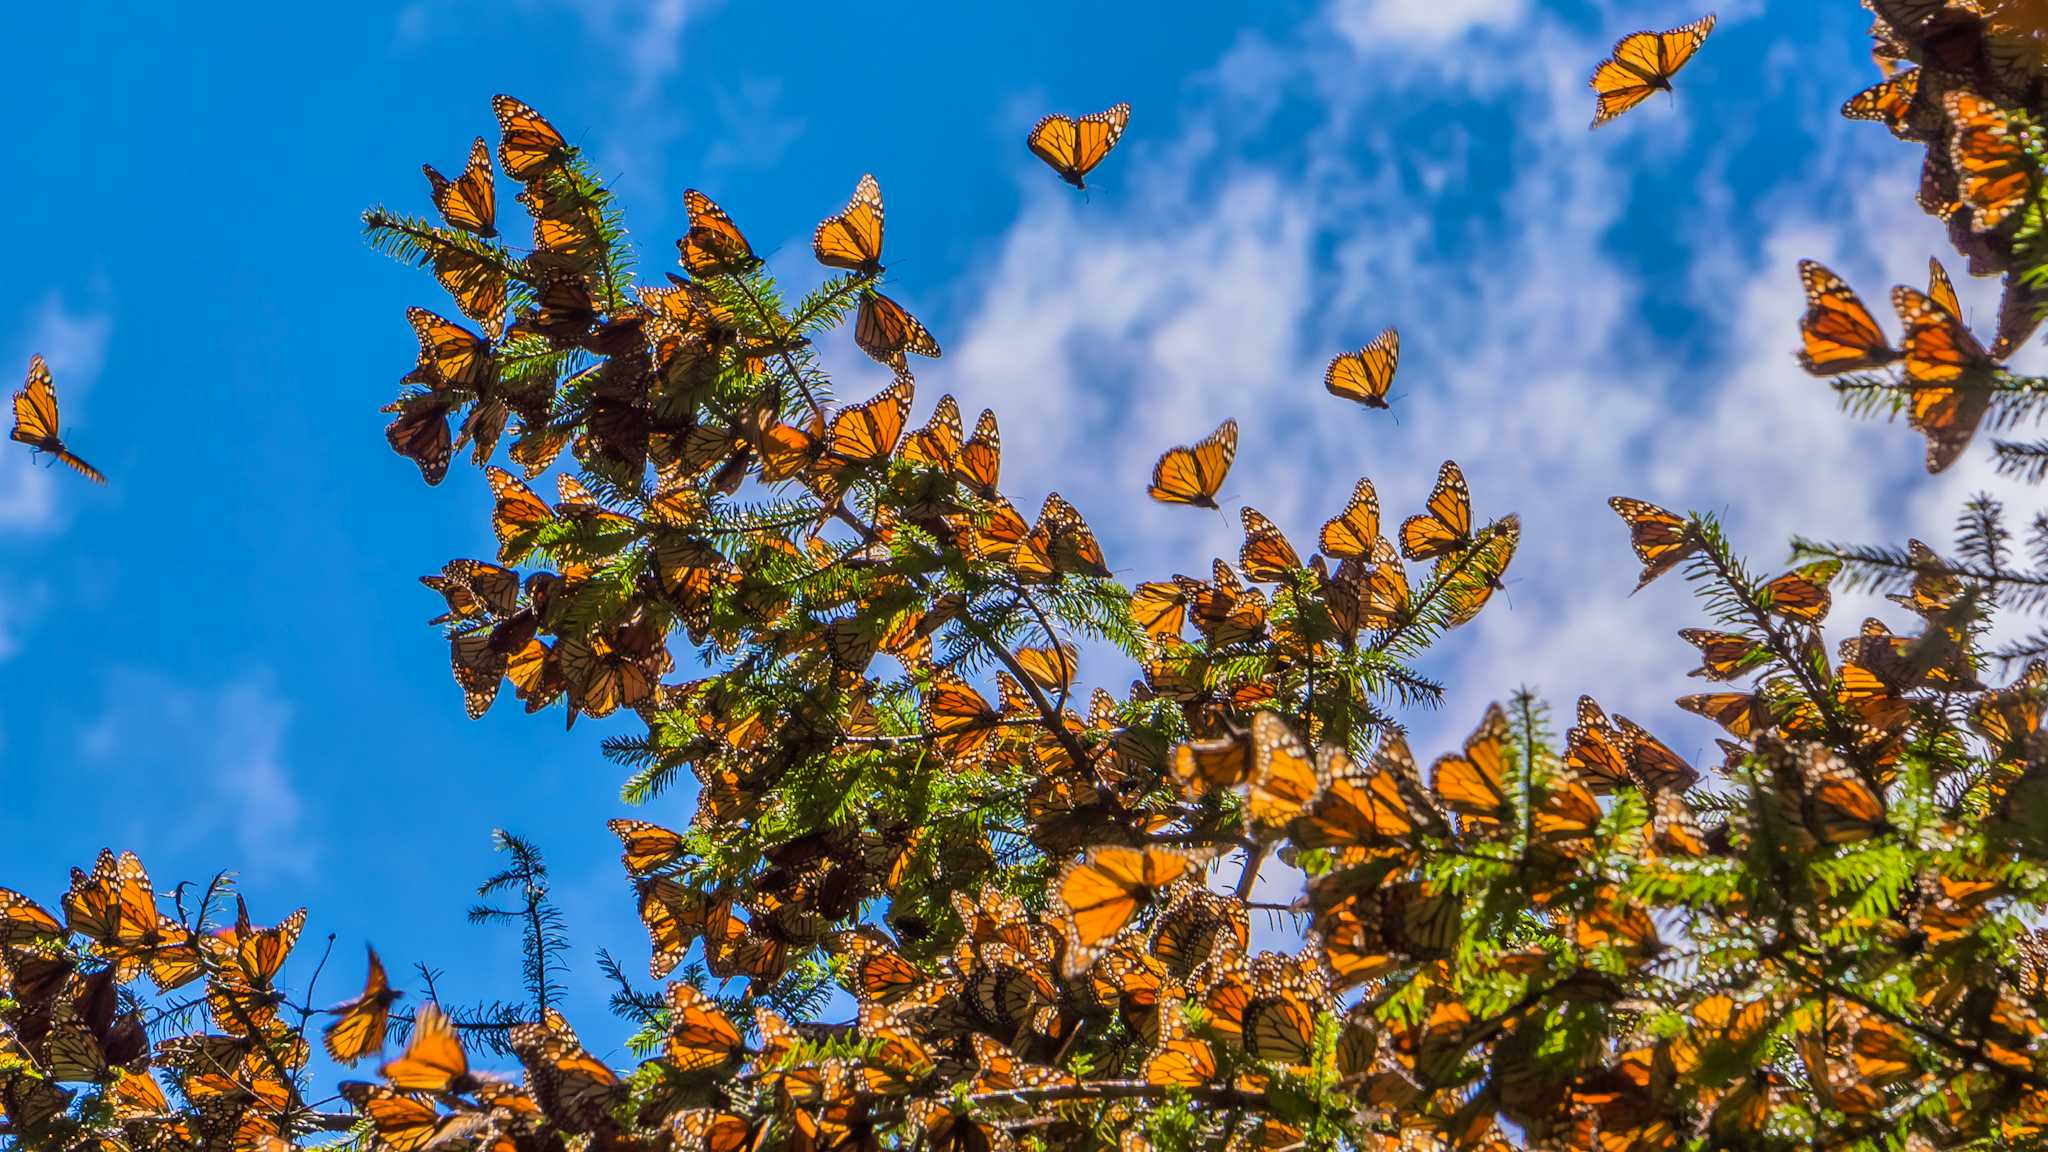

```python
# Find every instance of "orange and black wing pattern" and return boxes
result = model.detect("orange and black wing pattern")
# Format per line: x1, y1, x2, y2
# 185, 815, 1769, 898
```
1028, 102, 1132, 189
1796, 260, 1897, 374
1589, 14, 1716, 128
1148, 418, 1236, 508
1325, 328, 1399, 409
10, 354, 104, 484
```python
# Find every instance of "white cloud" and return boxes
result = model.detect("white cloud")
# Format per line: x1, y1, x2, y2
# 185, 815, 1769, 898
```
939, 0, 2023, 778
565, 0, 709, 106
77, 672, 313, 876
1329, 0, 1528, 50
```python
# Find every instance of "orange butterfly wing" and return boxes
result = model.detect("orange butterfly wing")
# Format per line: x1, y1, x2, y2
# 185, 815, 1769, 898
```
1147, 418, 1236, 507
1324, 328, 1399, 408
1028, 102, 1131, 188
1796, 260, 1897, 374
1589, 14, 1715, 128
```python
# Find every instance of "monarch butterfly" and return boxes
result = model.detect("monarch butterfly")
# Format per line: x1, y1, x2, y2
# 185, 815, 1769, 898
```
1614, 714, 1700, 793
10, 355, 103, 483
813, 173, 885, 277
340, 1082, 473, 1152
1361, 543, 1412, 629
1761, 559, 1838, 624
900, 393, 962, 472
509, 1019, 622, 1133
1240, 507, 1302, 581
1894, 284, 1995, 473
1679, 691, 1773, 738
493, 94, 570, 181
954, 408, 1002, 497
970, 1032, 1075, 1093
1056, 845, 1215, 975
1246, 712, 1320, 836
1014, 493, 1112, 580
1946, 90, 2034, 233
1841, 68, 1921, 138
381, 1003, 480, 1094
487, 467, 553, 564
1147, 418, 1236, 507
665, 984, 744, 1073
1608, 497, 1698, 591
1795, 746, 1890, 844
1928, 255, 1964, 321
678, 189, 758, 277
1170, 729, 1252, 795
1144, 999, 1218, 1087
1016, 642, 1079, 692
0, 887, 61, 944
1993, 272, 2048, 360
322, 946, 401, 1065
607, 819, 684, 875
1325, 328, 1400, 409
854, 291, 941, 363
1149, 884, 1248, 979
922, 670, 1000, 761
835, 929, 926, 1005
210, 897, 305, 990
1795, 260, 1897, 374
826, 369, 913, 465
1588, 14, 1717, 128
557, 627, 661, 719
423, 137, 496, 237
520, 179, 607, 271
1679, 628, 1762, 681
1319, 478, 1381, 561
1028, 102, 1132, 189
1433, 704, 1515, 834
1399, 461, 1472, 561
1291, 735, 1443, 865
64, 850, 199, 991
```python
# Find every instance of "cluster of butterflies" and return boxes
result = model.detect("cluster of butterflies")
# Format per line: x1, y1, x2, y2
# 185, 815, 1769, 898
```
1794, 0, 2048, 470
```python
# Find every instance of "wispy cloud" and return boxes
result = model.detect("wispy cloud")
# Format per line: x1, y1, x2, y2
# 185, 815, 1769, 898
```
77, 672, 314, 876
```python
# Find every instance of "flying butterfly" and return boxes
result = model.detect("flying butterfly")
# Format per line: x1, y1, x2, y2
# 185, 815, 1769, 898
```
10, 355, 104, 484
1027, 102, 1132, 189
813, 173, 886, 277
323, 946, 401, 1065
1147, 418, 1236, 507
1894, 284, 1996, 472
1325, 328, 1400, 409
1588, 14, 1717, 128
1609, 497, 1698, 591
380, 1003, 481, 1095
1796, 260, 1897, 374
423, 137, 496, 237
1399, 461, 1473, 561
493, 94, 570, 181
854, 291, 941, 364
1055, 845, 1215, 975
1320, 477, 1381, 560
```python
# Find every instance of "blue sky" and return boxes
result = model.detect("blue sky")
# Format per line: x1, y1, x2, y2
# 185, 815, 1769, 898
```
0, 0, 2025, 1067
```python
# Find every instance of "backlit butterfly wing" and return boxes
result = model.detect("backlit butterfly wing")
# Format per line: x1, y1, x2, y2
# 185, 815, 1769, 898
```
1841, 68, 1921, 138
1056, 845, 1214, 975
900, 393, 963, 471
424, 137, 497, 237
1027, 102, 1132, 189
322, 946, 400, 1065
813, 173, 885, 277
607, 819, 684, 875
1399, 461, 1472, 560
1608, 497, 1698, 590
1320, 478, 1381, 560
1246, 712, 1320, 836
1433, 704, 1515, 834
380, 1003, 475, 1094
1239, 507, 1302, 581
679, 189, 759, 277
1147, 418, 1236, 507
957, 408, 1001, 496
825, 369, 913, 465
1894, 284, 1995, 472
922, 670, 1000, 762
1946, 90, 2034, 232
854, 292, 941, 363
1144, 999, 1218, 1087
1928, 256, 1964, 321
1796, 260, 1897, 374
1588, 14, 1716, 128
487, 467, 554, 564
493, 95, 570, 181
665, 984, 743, 1073
10, 355, 104, 484
1324, 328, 1399, 408
509, 1021, 622, 1134
1762, 559, 1838, 624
